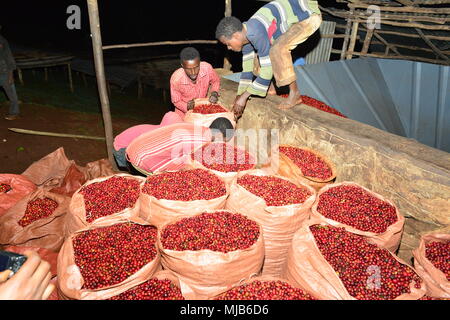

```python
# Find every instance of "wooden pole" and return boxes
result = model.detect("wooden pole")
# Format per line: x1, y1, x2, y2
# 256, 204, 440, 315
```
9, 128, 106, 140
67, 63, 74, 93
361, 28, 374, 54
341, 8, 353, 59
87, 0, 117, 170
17, 68, 24, 85
223, 0, 232, 70
102, 40, 218, 50
346, 21, 359, 60
415, 28, 450, 62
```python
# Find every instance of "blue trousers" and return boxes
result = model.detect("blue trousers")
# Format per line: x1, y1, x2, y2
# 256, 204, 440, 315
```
0, 73, 19, 115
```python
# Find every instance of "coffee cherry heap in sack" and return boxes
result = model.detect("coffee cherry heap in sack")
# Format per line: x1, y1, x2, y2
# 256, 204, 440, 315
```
316, 185, 398, 233
142, 169, 226, 201
310, 224, 422, 300
108, 278, 184, 300
215, 280, 317, 300
425, 241, 450, 281
193, 104, 227, 114
79, 176, 141, 223
279, 146, 333, 180
161, 211, 260, 253
18, 197, 59, 227
72, 222, 158, 290
192, 142, 254, 173
237, 174, 312, 207
0, 183, 12, 193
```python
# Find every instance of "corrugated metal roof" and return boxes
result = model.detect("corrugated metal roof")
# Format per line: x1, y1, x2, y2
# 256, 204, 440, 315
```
223, 57, 450, 153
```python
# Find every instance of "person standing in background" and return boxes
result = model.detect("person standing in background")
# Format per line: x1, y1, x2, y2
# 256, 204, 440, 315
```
0, 26, 20, 121
170, 47, 221, 118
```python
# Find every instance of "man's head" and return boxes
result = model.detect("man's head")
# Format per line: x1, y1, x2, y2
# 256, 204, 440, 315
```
215, 16, 247, 52
209, 117, 235, 142
180, 47, 201, 82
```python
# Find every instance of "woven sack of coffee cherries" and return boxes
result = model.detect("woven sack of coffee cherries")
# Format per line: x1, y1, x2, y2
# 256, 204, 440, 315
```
57, 217, 160, 300
0, 174, 36, 217
412, 232, 450, 298
211, 275, 319, 300
311, 182, 405, 253
267, 144, 337, 192
158, 210, 265, 299
139, 169, 229, 229
285, 219, 427, 300
183, 98, 236, 129
4, 245, 60, 300
65, 174, 145, 236
107, 270, 187, 300
0, 187, 70, 251
225, 169, 316, 277
186, 141, 257, 186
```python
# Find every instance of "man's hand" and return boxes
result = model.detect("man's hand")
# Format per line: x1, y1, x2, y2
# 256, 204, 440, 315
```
8, 71, 14, 85
209, 91, 219, 104
232, 92, 250, 121
187, 99, 195, 111
0, 251, 54, 300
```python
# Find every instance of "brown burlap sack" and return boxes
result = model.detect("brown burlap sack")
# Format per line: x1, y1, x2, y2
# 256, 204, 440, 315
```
211, 274, 319, 300
268, 144, 337, 192
21, 147, 116, 191
107, 270, 187, 300
0, 188, 70, 251
183, 98, 236, 129
21, 147, 73, 188
57, 217, 161, 300
139, 170, 229, 229
65, 174, 146, 236
311, 181, 405, 253
158, 210, 265, 300
186, 142, 257, 186
225, 169, 316, 278
413, 232, 450, 298
285, 218, 426, 300
0, 174, 36, 217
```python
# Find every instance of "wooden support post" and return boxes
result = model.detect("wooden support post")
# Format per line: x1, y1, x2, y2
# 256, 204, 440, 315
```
361, 28, 374, 54
346, 21, 359, 60
137, 77, 143, 99
17, 68, 24, 85
82, 73, 87, 86
415, 28, 450, 62
223, 0, 232, 70
87, 0, 117, 170
341, 9, 353, 59
68, 63, 74, 93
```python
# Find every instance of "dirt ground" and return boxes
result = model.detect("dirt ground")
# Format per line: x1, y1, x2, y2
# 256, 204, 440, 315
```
0, 102, 142, 173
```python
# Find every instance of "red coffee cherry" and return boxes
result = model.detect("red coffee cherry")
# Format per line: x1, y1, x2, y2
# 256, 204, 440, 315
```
108, 278, 184, 300
79, 176, 141, 223
73, 222, 158, 290
18, 197, 59, 227
0, 183, 12, 194
142, 169, 226, 201
215, 280, 317, 300
193, 104, 227, 114
192, 142, 254, 173
316, 185, 398, 233
237, 174, 312, 206
279, 146, 333, 180
310, 224, 422, 300
425, 241, 450, 281
161, 211, 260, 253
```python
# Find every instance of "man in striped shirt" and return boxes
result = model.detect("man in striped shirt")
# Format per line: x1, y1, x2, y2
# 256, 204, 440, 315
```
216, 0, 321, 118
125, 118, 235, 174
170, 47, 221, 118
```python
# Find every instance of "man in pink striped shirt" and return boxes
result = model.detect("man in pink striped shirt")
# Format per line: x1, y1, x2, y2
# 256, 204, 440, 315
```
170, 47, 221, 118
126, 118, 234, 174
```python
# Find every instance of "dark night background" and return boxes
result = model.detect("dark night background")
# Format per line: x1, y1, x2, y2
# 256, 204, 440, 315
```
0, 0, 345, 69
